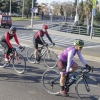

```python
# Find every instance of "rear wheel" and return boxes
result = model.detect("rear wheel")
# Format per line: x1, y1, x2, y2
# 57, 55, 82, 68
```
26, 47, 35, 63
0, 50, 6, 68
75, 76, 100, 100
13, 54, 26, 74
42, 69, 60, 94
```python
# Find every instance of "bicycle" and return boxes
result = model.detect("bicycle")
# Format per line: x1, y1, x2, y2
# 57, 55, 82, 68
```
42, 67, 100, 100
0, 46, 26, 74
26, 44, 57, 68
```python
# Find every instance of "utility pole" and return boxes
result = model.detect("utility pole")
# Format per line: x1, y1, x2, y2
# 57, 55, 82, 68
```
75, 0, 79, 23
22, 0, 24, 19
31, 0, 34, 28
9, 0, 11, 15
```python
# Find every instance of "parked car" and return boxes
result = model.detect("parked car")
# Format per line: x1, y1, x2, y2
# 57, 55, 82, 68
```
0, 14, 12, 28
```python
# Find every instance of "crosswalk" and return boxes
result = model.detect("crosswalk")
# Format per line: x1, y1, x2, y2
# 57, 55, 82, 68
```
0, 32, 100, 48
16, 32, 100, 48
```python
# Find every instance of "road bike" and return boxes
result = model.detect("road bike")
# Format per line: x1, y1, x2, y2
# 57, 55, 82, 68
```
0, 46, 26, 74
26, 44, 57, 68
42, 67, 100, 100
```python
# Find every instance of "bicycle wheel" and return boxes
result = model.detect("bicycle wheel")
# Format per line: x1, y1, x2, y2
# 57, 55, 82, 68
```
75, 76, 100, 100
44, 50, 57, 68
0, 50, 6, 68
26, 47, 35, 63
42, 69, 60, 94
12, 54, 26, 74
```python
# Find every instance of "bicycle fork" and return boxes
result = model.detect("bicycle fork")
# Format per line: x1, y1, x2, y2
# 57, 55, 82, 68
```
83, 76, 90, 92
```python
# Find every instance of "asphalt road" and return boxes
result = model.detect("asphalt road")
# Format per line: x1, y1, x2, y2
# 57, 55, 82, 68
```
0, 21, 100, 100
0, 46, 100, 100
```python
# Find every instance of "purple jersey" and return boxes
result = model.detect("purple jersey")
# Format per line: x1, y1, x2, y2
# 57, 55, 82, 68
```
58, 46, 86, 72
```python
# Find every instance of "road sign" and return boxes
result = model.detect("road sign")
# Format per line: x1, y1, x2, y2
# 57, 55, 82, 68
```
30, 8, 34, 13
92, 9, 96, 16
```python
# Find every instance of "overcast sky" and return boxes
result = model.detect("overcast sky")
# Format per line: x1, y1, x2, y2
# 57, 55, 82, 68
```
37, 0, 100, 4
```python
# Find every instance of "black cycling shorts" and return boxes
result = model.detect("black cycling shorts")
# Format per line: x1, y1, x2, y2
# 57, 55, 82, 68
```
33, 38, 43, 49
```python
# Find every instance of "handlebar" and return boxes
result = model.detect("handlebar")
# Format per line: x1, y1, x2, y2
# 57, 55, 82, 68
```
14, 46, 25, 52
80, 66, 93, 74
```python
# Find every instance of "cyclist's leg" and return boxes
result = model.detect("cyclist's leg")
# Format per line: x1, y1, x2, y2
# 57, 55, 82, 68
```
69, 61, 78, 72
57, 60, 68, 96
33, 38, 38, 60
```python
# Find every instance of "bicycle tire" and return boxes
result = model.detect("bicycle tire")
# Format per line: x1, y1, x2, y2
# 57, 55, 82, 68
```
26, 47, 35, 63
12, 54, 26, 74
42, 69, 60, 94
75, 76, 100, 100
44, 50, 57, 68
0, 50, 6, 68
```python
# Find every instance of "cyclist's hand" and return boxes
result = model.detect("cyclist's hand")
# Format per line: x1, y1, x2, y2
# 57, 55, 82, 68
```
12, 47, 16, 51
52, 42, 55, 46
44, 43, 48, 46
19, 45, 23, 49
85, 64, 91, 70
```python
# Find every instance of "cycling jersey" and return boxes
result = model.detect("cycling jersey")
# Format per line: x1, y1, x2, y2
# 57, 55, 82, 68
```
34, 30, 48, 39
58, 46, 86, 72
34, 30, 53, 45
0, 32, 20, 48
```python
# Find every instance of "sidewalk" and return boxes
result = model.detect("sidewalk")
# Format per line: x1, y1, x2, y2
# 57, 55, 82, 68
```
26, 24, 100, 61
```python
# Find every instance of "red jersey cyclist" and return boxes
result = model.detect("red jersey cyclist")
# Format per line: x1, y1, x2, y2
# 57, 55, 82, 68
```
57, 39, 91, 96
33, 24, 55, 63
0, 26, 22, 62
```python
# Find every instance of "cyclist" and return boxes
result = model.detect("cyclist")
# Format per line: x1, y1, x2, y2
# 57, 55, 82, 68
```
57, 39, 91, 96
0, 26, 22, 62
33, 24, 55, 63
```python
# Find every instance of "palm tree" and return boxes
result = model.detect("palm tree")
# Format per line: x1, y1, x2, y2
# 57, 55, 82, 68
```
84, 0, 92, 26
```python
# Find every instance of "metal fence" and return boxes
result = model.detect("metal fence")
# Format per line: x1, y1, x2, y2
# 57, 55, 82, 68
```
48, 23, 100, 37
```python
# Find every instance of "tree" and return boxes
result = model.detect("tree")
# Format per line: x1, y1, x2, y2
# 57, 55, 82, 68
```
61, 1, 72, 21
0, 0, 18, 13
94, 11, 100, 25
20, 0, 37, 18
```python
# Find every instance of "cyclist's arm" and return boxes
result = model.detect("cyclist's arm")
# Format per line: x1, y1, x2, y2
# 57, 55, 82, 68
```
66, 50, 74, 72
46, 33, 53, 43
5, 33, 12, 48
77, 51, 86, 66
14, 34, 20, 46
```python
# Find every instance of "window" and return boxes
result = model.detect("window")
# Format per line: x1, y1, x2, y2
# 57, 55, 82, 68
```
8, 17, 11, 20
2, 17, 7, 20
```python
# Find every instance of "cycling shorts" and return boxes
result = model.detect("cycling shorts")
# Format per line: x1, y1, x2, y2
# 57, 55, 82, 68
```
57, 60, 75, 74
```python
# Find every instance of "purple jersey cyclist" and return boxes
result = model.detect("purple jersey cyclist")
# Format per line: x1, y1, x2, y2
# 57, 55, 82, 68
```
57, 39, 90, 97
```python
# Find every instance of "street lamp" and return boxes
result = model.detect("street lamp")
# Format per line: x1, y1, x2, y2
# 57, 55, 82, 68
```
75, 0, 79, 23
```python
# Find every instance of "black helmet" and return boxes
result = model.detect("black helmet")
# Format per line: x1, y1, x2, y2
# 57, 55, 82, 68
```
10, 26, 17, 32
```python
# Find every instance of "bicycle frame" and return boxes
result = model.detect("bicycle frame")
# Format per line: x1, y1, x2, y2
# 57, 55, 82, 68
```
38, 46, 50, 58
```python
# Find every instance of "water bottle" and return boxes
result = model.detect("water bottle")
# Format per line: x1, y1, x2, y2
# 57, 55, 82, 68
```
69, 75, 76, 85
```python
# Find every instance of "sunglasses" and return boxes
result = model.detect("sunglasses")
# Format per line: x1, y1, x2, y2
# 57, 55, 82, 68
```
79, 47, 83, 49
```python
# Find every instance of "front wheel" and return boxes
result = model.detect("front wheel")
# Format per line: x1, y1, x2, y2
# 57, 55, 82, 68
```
12, 54, 26, 74
44, 50, 57, 68
75, 76, 100, 100
42, 69, 60, 94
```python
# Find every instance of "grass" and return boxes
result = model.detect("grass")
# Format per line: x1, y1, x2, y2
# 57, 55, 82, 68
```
12, 16, 41, 21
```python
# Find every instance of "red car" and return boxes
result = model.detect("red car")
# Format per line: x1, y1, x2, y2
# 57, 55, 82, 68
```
0, 14, 12, 28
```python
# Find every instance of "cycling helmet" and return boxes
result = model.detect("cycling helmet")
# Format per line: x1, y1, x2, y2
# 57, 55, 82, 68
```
10, 26, 17, 32
42, 24, 48, 29
74, 39, 84, 47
